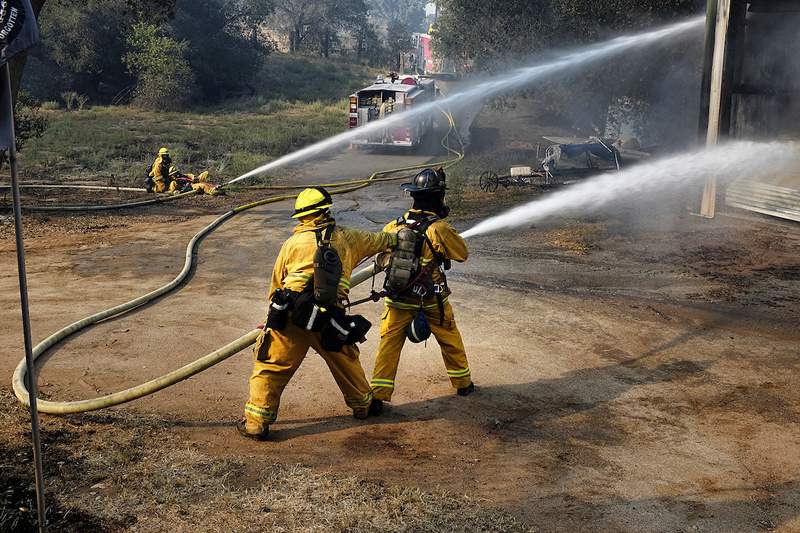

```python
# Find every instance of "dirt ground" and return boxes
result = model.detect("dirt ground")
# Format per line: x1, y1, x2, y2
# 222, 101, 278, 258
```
1, 119, 799, 532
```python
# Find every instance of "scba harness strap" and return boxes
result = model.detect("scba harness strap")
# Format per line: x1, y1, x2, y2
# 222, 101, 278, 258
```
363, 213, 447, 326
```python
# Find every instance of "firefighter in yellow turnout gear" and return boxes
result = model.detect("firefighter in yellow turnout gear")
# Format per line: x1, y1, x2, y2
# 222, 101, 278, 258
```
240, 187, 396, 440
371, 168, 475, 406
146, 147, 221, 195
146, 147, 172, 193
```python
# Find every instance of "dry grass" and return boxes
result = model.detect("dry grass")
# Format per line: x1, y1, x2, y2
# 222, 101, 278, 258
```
0, 391, 530, 532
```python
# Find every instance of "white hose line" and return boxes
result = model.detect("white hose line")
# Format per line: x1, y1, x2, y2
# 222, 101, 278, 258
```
0, 184, 147, 192
12, 111, 464, 415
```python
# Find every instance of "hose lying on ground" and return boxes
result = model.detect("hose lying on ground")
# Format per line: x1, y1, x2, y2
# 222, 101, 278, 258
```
12, 109, 465, 415
7, 189, 200, 212
0, 184, 147, 192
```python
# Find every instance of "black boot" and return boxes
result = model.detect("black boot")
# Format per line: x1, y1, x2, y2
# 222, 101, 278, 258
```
237, 419, 269, 441
457, 383, 475, 396
368, 399, 384, 417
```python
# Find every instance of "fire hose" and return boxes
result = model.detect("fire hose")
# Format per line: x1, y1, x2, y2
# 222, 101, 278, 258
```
12, 109, 464, 415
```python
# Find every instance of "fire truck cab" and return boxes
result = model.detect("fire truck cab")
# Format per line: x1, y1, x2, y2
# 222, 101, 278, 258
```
348, 75, 436, 148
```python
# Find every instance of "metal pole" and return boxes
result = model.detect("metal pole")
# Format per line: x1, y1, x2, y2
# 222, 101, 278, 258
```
3, 62, 47, 533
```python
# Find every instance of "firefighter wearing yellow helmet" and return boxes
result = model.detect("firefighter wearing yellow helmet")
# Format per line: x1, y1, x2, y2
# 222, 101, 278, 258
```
240, 187, 397, 441
145, 147, 220, 195
370, 168, 474, 409
146, 147, 172, 193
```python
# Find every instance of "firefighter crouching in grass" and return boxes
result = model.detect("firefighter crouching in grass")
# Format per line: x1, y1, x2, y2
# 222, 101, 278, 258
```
145, 146, 221, 195
239, 187, 397, 441
370, 168, 474, 409
145, 147, 172, 193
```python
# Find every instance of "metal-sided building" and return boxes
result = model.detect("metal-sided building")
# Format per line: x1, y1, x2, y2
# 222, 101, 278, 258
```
699, 0, 800, 221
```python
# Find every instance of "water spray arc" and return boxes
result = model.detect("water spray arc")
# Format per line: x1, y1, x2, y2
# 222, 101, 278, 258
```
461, 141, 800, 239
226, 16, 704, 186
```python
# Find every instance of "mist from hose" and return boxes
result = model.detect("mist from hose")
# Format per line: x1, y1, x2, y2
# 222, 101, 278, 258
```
226, 16, 703, 186
460, 141, 800, 238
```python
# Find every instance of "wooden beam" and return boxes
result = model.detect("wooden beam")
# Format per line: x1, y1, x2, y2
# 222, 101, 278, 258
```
697, 0, 718, 143
699, 0, 737, 218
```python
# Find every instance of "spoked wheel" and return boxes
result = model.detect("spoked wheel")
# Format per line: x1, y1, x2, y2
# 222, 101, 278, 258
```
479, 171, 499, 192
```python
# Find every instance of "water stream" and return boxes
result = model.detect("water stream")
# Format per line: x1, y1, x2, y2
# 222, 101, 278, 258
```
226, 16, 703, 185
461, 141, 800, 238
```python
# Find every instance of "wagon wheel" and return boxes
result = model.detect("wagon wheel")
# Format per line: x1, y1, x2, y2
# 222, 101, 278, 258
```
479, 171, 499, 192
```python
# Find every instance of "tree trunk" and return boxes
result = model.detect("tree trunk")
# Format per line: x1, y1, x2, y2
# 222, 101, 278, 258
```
291, 24, 303, 53
323, 29, 330, 58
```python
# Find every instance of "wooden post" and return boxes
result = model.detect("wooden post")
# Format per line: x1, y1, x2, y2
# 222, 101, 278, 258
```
698, 0, 719, 142
699, 0, 737, 218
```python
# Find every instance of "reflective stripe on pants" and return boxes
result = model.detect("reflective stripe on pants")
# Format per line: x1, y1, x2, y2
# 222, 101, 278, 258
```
371, 301, 471, 402
245, 321, 373, 428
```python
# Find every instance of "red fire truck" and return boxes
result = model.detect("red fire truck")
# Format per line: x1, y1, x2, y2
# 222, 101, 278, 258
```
348, 75, 436, 148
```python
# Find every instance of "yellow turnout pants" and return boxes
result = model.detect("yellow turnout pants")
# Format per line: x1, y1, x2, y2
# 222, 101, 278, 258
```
244, 321, 373, 429
371, 300, 471, 401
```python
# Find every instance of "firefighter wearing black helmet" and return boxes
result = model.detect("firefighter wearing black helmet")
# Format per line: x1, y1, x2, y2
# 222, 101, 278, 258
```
370, 168, 475, 407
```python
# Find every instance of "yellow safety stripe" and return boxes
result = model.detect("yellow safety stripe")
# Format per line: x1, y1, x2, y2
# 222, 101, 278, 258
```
447, 368, 470, 377
370, 379, 395, 388
385, 297, 448, 311
245, 403, 276, 421
284, 272, 311, 283
346, 393, 373, 407
338, 277, 351, 288
420, 258, 432, 266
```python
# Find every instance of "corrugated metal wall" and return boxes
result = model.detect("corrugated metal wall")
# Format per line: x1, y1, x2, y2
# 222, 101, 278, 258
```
721, 0, 800, 221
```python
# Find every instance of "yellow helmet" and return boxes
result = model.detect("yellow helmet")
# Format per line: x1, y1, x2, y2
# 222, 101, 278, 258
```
168, 165, 180, 177
158, 147, 170, 156
292, 187, 333, 218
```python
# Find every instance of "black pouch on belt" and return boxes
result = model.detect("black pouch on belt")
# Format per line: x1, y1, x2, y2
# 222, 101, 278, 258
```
266, 288, 293, 331
320, 311, 372, 352
292, 289, 327, 332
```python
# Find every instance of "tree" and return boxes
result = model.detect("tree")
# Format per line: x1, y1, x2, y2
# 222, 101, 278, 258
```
275, 0, 323, 53
372, 0, 426, 33
227, 0, 276, 50
173, 0, 274, 100
434, 0, 702, 68
123, 22, 194, 109
11, 0, 175, 103
35, 0, 134, 100
432, 0, 705, 144
312, 0, 369, 58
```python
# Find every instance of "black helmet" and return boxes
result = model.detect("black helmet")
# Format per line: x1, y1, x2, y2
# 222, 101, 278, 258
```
400, 168, 446, 193
406, 310, 431, 343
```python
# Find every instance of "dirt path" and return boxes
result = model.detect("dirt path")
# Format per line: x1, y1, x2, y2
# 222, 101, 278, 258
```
2, 135, 800, 531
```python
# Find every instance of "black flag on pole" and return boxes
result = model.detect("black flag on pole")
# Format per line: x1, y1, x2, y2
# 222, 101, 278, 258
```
0, 0, 40, 64
0, 61, 13, 149
0, 0, 39, 149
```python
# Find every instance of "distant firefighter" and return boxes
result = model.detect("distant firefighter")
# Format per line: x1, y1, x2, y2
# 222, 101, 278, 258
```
145, 147, 221, 195
145, 147, 172, 193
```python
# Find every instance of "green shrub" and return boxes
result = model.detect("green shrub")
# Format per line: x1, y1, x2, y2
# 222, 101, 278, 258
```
124, 23, 194, 110
61, 91, 79, 111
14, 93, 48, 152
40, 101, 60, 111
